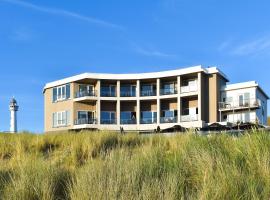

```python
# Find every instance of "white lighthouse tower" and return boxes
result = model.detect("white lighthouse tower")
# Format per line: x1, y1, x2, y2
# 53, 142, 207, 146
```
9, 97, 19, 133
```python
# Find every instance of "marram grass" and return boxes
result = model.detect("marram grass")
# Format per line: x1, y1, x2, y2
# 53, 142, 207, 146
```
0, 131, 269, 199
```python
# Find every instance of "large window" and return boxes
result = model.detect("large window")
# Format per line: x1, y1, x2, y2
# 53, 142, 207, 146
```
76, 111, 95, 124
101, 85, 116, 97
76, 85, 94, 97
141, 85, 156, 96
53, 84, 70, 102
140, 111, 157, 124
161, 82, 177, 95
121, 111, 136, 124
101, 111, 116, 124
120, 85, 136, 97
52, 111, 70, 127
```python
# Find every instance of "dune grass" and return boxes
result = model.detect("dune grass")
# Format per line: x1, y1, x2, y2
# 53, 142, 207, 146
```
0, 130, 269, 199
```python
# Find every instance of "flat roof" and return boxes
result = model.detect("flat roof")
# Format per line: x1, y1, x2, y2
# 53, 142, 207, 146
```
222, 81, 269, 99
43, 65, 228, 91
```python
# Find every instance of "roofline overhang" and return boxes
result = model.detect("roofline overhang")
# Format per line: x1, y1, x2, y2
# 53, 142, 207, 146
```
221, 81, 269, 99
43, 65, 229, 93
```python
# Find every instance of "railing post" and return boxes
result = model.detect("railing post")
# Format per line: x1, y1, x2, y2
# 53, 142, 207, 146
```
136, 80, 140, 126
157, 78, 160, 125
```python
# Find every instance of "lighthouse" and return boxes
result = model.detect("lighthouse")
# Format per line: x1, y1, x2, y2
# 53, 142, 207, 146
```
9, 97, 19, 133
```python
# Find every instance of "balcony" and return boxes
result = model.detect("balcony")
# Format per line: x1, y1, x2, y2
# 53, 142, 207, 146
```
140, 117, 157, 124
75, 90, 96, 98
219, 99, 260, 111
140, 90, 156, 97
181, 114, 198, 122
160, 88, 177, 95
120, 119, 137, 124
181, 80, 198, 94
160, 116, 177, 123
180, 84, 198, 93
74, 118, 97, 125
100, 119, 117, 124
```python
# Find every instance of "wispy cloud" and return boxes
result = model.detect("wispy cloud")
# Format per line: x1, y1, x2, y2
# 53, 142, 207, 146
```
9, 27, 34, 42
1, 0, 124, 30
132, 43, 176, 58
231, 37, 270, 56
218, 36, 270, 57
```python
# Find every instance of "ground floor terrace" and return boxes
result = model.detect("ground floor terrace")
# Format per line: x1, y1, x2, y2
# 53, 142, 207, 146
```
71, 96, 204, 131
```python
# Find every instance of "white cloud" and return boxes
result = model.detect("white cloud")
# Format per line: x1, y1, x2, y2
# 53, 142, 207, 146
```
132, 43, 176, 58
1, 0, 124, 30
9, 27, 33, 42
219, 36, 270, 56
231, 37, 270, 56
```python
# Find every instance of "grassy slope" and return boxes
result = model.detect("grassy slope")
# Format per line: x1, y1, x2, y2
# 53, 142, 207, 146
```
0, 131, 269, 199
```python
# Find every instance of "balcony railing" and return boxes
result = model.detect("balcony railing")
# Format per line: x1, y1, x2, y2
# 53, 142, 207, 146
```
181, 114, 198, 122
74, 118, 97, 125
140, 90, 156, 97
75, 90, 96, 98
160, 88, 177, 95
120, 119, 137, 124
180, 84, 198, 93
100, 119, 117, 124
101, 91, 116, 97
120, 91, 136, 97
140, 117, 157, 124
219, 99, 260, 110
160, 116, 177, 123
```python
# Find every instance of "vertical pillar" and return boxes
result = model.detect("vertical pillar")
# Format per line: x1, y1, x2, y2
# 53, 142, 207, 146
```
198, 73, 202, 121
117, 80, 121, 126
157, 78, 160, 125
96, 80, 101, 125
177, 76, 181, 123
136, 80, 140, 125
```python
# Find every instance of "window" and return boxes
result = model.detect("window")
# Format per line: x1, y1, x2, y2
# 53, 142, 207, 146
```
101, 85, 116, 97
53, 84, 70, 102
120, 85, 136, 97
101, 111, 116, 124
52, 111, 70, 127
79, 85, 94, 94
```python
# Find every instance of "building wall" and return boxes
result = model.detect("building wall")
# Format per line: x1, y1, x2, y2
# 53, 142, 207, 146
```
44, 84, 74, 132
141, 101, 157, 111
256, 89, 268, 125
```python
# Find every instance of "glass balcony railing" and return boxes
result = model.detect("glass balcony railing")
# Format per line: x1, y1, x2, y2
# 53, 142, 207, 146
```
160, 116, 177, 123
74, 118, 97, 125
219, 99, 260, 110
120, 91, 136, 97
140, 90, 156, 97
160, 88, 177, 95
181, 114, 198, 122
180, 85, 198, 93
140, 117, 157, 124
75, 90, 96, 98
100, 119, 117, 124
101, 91, 116, 97
120, 119, 137, 124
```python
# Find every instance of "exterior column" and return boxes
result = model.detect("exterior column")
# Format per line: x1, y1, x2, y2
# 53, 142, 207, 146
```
96, 80, 101, 125
177, 76, 181, 123
157, 78, 160, 125
198, 73, 202, 121
117, 80, 121, 126
136, 80, 140, 125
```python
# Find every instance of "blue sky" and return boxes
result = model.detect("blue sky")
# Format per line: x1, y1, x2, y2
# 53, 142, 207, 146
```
0, 0, 269, 133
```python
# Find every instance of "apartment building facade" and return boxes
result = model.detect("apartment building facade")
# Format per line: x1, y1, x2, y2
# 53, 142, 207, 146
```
43, 66, 268, 132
